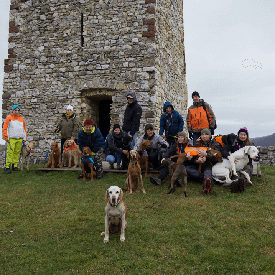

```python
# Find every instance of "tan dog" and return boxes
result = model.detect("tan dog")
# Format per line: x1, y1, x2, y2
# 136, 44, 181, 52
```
101, 186, 127, 243
62, 140, 73, 167
19, 141, 37, 170
125, 150, 146, 194
46, 142, 62, 168
139, 140, 153, 177
71, 144, 82, 168
81, 147, 96, 181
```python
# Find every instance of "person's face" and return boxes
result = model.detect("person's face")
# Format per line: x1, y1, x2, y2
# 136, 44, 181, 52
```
66, 109, 73, 115
114, 128, 120, 134
166, 106, 172, 113
127, 97, 134, 104
147, 128, 154, 138
85, 125, 93, 133
177, 136, 185, 143
13, 108, 20, 115
238, 132, 248, 142
201, 133, 210, 142
193, 96, 200, 103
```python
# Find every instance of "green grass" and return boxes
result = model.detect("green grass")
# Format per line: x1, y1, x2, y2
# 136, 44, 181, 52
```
0, 165, 274, 274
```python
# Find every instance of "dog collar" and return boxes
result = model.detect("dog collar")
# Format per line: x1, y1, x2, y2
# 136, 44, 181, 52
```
130, 160, 138, 165
109, 200, 120, 207
54, 147, 59, 151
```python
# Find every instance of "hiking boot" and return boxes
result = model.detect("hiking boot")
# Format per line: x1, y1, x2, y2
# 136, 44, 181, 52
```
12, 166, 19, 171
77, 174, 83, 179
96, 173, 103, 180
109, 163, 114, 169
6, 168, 11, 174
231, 181, 238, 193
116, 163, 121, 169
238, 178, 245, 193
150, 176, 161, 186
203, 178, 212, 194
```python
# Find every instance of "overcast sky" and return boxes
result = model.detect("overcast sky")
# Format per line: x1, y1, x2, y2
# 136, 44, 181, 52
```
1, 0, 275, 145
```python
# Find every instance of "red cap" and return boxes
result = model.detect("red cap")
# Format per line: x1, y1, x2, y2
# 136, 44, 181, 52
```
84, 119, 94, 126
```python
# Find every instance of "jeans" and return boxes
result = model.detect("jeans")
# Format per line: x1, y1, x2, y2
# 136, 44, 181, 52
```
127, 131, 138, 149
106, 152, 122, 164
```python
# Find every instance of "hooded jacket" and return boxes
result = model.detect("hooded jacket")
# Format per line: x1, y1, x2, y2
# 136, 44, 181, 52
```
105, 130, 131, 156
77, 125, 106, 153
3, 113, 27, 141
56, 113, 79, 140
159, 102, 184, 137
187, 99, 216, 133
122, 92, 142, 136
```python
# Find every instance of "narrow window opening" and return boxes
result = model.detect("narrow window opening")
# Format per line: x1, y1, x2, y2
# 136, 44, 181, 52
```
81, 13, 84, 47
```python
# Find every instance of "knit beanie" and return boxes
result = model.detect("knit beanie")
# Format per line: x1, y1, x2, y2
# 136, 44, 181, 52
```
177, 131, 187, 138
192, 91, 200, 98
13, 105, 20, 110
84, 119, 94, 126
238, 127, 249, 137
145, 124, 154, 133
201, 128, 211, 137
67, 104, 73, 111
113, 124, 121, 131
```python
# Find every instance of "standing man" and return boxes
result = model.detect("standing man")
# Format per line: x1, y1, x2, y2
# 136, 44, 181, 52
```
77, 119, 106, 179
3, 105, 27, 174
159, 101, 184, 145
187, 91, 216, 143
122, 92, 142, 149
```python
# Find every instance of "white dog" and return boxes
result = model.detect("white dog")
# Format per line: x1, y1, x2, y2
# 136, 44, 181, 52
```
101, 186, 127, 243
19, 141, 36, 170
212, 146, 259, 186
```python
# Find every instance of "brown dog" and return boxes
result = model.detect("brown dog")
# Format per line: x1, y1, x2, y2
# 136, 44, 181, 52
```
139, 140, 153, 178
46, 142, 62, 168
125, 150, 146, 194
169, 152, 188, 164
81, 147, 96, 181
71, 143, 82, 168
162, 159, 188, 196
62, 140, 73, 167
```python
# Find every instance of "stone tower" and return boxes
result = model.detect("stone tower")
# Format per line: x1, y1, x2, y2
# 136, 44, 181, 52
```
2, 0, 187, 162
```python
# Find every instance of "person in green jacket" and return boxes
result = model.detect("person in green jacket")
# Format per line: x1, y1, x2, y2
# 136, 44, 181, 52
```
53, 105, 80, 157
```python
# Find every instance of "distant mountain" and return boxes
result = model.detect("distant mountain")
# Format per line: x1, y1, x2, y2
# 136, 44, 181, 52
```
251, 133, 275, 147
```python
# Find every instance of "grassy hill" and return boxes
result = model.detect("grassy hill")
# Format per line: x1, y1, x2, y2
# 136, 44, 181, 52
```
251, 133, 275, 147
0, 165, 274, 274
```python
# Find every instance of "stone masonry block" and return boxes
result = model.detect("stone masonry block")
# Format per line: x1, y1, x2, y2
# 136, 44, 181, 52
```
9, 26, 19, 33
143, 19, 155, 26
145, 0, 156, 3
10, 4, 19, 10
4, 65, 13, 72
142, 31, 156, 38
146, 8, 155, 14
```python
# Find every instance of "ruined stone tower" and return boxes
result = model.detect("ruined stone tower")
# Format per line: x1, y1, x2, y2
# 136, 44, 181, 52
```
2, 0, 187, 162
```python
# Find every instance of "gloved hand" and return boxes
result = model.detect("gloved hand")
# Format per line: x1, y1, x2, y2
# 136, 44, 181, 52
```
189, 131, 193, 140
210, 128, 214, 135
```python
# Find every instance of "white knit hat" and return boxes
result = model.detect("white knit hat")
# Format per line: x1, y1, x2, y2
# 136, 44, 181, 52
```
66, 105, 73, 111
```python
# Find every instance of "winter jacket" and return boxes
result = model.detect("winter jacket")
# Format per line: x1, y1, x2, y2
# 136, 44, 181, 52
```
134, 133, 169, 151
122, 92, 142, 136
3, 113, 27, 141
105, 130, 131, 156
77, 125, 106, 153
163, 141, 189, 159
56, 113, 79, 140
159, 102, 184, 137
187, 99, 216, 133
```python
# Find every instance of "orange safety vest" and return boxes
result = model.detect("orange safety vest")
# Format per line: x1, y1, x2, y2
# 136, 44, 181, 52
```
184, 147, 207, 156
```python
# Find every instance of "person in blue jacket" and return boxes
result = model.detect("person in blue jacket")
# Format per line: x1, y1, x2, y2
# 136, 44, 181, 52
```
159, 102, 184, 145
77, 119, 106, 179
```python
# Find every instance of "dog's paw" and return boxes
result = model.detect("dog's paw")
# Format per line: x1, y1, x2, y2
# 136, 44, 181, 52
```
103, 238, 109, 243
120, 237, 125, 243
100, 232, 105, 237
142, 190, 146, 194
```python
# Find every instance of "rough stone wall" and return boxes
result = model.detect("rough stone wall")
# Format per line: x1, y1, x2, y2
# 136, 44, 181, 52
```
258, 146, 275, 166
2, 0, 187, 164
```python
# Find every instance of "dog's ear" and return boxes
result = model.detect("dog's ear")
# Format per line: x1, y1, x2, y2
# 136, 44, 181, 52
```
136, 151, 140, 159
119, 188, 123, 201
105, 189, 109, 202
244, 146, 250, 154
127, 152, 130, 159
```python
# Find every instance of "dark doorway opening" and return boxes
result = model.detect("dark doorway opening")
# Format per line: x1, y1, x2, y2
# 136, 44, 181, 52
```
99, 100, 112, 139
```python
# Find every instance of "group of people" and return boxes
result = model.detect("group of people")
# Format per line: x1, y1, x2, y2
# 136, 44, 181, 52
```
3, 91, 255, 194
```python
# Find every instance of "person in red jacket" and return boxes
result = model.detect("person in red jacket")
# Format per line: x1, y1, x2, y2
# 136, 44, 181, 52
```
3, 105, 27, 174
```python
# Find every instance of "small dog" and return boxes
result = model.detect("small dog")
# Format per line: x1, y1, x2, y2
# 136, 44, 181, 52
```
19, 141, 37, 170
81, 147, 96, 181
46, 142, 62, 168
125, 150, 146, 194
162, 159, 188, 196
139, 140, 153, 177
101, 186, 127, 243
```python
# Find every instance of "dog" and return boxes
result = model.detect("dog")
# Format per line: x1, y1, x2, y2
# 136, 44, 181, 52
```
71, 144, 82, 168
169, 152, 188, 164
139, 140, 153, 177
212, 146, 259, 186
81, 147, 96, 181
162, 159, 188, 196
19, 141, 36, 170
46, 142, 62, 168
100, 186, 127, 243
62, 139, 73, 167
125, 150, 146, 194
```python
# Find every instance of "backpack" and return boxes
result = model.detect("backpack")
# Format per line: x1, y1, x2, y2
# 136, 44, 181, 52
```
201, 100, 217, 129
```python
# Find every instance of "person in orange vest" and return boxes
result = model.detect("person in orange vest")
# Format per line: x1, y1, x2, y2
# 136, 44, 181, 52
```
185, 129, 221, 195
3, 105, 27, 174
187, 91, 216, 144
